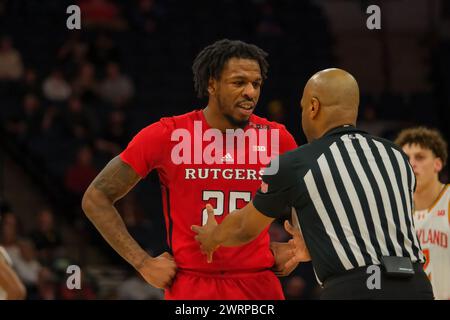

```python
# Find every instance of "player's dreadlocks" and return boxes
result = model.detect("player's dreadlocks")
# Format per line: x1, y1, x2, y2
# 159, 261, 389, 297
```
192, 39, 269, 98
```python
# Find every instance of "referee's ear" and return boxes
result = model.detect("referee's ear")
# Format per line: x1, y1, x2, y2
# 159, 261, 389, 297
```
310, 97, 320, 119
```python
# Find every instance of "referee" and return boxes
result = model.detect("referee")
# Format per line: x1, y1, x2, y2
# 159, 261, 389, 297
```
192, 68, 434, 300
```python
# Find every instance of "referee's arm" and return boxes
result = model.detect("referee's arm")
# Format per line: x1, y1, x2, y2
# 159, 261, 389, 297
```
201, 201, 275, 248
192, 155, 301, 259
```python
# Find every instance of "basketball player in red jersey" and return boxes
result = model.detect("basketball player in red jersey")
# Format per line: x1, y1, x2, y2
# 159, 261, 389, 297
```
82, 39, 299, 299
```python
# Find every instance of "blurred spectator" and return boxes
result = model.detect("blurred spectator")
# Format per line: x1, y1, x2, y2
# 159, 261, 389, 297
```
0, 212, 22, 261
59, 270, 97, 300
95, 110, 129, 156
63, 96, 97, 142
284, 275, 306, 300
116, 271, 163, 300
64, 145, 99, 196
0, 199, 10, 215
35, 267, 57, 300
104, 110, 129, 146
358, 103, 404, 138
266, 99, 285, 123
88, 34, 121, 69
41, 105, 61, 135
99, 62, 134, 106
57, 33, 89, 73
42, 69, 72, 103
78, 0, 127, 31
29, 208, 63, 265
256, 3, 283, 36
72, 62, 99, 103
17, 68, 40, 98
6, 94, 43, 141
0, 1, 5, 18
13, 239, 42, 291
130, 0, 165, 34
357, 103, 384, 136
0, 37, 24, 81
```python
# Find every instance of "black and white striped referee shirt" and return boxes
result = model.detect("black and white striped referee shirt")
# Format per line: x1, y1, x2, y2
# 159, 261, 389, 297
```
253, 125, 425, 283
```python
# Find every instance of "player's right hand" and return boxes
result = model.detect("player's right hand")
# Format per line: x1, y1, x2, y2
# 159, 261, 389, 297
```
136, 252, 177, 289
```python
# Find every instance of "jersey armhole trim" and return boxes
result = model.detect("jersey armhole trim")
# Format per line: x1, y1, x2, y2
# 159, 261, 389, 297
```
427, 184, 449, 213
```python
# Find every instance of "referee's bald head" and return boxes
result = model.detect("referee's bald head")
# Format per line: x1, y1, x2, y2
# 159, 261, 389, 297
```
301, 68, 360, 142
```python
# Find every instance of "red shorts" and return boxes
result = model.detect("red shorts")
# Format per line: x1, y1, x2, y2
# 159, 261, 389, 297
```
165, 269, 285, 300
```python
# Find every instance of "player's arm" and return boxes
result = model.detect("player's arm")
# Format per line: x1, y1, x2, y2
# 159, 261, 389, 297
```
192, 202, 273, 262
82, 156, 176, 289
0, 254, 26, 299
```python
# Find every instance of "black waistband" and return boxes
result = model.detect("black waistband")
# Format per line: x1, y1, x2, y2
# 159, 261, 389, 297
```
323, 262, 424, 288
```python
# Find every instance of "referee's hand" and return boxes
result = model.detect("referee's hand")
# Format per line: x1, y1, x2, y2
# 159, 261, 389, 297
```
284, 220, 312, 270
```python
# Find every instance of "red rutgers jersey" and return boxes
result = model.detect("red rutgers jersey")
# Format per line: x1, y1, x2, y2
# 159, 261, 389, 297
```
120, 110, 297, 273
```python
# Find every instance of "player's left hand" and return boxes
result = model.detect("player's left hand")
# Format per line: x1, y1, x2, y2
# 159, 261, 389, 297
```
191, 204, 219, 263
270, 241, 298, 277
284, 220, 311, 270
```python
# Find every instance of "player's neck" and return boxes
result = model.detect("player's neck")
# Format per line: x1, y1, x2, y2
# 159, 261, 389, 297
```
414, 179, 445, 211
203, 106, 237, 132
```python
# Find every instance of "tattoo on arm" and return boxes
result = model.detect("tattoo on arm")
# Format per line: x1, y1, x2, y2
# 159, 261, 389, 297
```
83, 156, 147, 268
92, 156, 141, 203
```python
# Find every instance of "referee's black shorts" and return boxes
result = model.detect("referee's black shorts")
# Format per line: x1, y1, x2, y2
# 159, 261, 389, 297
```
320, 263, 434, 300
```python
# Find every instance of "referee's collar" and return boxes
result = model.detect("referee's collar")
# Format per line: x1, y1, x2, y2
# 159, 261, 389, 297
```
323, 124, 366, 137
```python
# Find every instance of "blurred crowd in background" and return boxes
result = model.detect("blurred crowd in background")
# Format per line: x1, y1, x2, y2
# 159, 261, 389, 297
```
0, 0, 448, 299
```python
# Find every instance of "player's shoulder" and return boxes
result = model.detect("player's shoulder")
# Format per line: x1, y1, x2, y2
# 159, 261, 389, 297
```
369, 133, 403, 153
249, 114, 288, 131
159, 109, 201, 129
279, 142, 308, 165
265, 147, 304, 185
250, 115, 297, 150
139, 110, 201, 135
443, 184, 450, 198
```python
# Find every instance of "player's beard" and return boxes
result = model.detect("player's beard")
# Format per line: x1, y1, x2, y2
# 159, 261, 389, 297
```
224, 113, 249, 129
217, 94, 250, 129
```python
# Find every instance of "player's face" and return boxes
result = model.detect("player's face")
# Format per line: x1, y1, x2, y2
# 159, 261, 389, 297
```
402, 143, 442, 190
212, 58, 262, 128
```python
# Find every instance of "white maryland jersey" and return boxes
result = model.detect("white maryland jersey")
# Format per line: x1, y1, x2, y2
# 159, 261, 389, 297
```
414, 184, 450, 300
